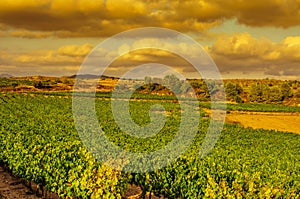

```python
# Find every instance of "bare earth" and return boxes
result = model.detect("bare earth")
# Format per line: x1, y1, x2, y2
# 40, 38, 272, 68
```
0, 166, 39, 199
226, 111, 300, 134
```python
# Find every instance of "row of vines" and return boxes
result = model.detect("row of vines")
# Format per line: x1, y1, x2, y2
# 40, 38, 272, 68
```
0, 92, 300, 198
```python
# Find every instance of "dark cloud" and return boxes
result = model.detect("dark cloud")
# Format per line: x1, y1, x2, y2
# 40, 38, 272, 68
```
2, 0, 299, 38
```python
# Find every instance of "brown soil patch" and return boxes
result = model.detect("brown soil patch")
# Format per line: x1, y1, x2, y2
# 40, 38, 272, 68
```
226, 112, 300, 134
123, 185, 163, 199
0, 166, 40, 199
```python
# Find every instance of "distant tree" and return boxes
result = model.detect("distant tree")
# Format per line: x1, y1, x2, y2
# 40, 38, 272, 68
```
163, 74, 179, 85
249, 83, 268, 102
163, 74, 182, 94
295, 90, 300, 98
189, 80, 210, 98
180, 82, 192, 94
189, 80, 202, 89
225, 82, 243, 102
115, 83, 129, 91
280, 82, 293, 99
133, 83, 142, 90
54, 78, 62, 84
206, 80, 224, 98
11, 82, 18, 87
152, 77, 163, 84
249, 83, 287, 104
265, 86, 283, 104
144, 76, 152, 84
234, 95, 243, 103
63, 79, 71, 85
33, 81, 44, 88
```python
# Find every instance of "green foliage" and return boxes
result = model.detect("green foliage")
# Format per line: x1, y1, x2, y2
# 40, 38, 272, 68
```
198, 101, 300, 112
131, 122, 300, 198
265, 86, 283, 103
141, 75, 190, 95
249, 83, 268, 103
225, 82, 243, 103
249, 83, 287, 104
33, 81, 44, 88
33, 80, 53, 89
0, 93, 129, 198
0, 93, 300, 198
280, 82, 293, 99
0, 78, 33, 87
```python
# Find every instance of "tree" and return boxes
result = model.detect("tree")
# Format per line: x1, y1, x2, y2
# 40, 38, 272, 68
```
33, 81, 44, 88
280, 82, 293, 99
180, 82, 192, 94
225, 82, 243, 102
144, 76, 152, 84
265, 86, 283, 104
249, 83, 268, 103
163, 74, 182, 94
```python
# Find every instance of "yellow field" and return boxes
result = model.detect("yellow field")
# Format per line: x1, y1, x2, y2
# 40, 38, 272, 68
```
226, 112, 300, 134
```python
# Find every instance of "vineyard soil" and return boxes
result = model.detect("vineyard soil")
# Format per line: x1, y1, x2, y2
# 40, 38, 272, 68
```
0, 165, 40, 199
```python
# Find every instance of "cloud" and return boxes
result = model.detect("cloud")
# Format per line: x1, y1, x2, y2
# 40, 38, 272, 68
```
0, 23, 8, 30
14, 43, 94, 65
280, 36, 300, 61
0, 44, 93, 76
58, 44, 93, 57
15, 51, 82, 66
210, 32, 274, 59
0, 0, 151, 37
208, 33, 300, 78
170, 0, 300, 28
1, 35, 299, 79
2, 0, 299, 38
226, 0, 300, 28
10, 30, 54, 38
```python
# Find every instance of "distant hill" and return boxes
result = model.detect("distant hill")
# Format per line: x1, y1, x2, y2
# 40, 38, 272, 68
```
0, 74, 13, 78
68, 74, 101, 79
68, 74, 116, 79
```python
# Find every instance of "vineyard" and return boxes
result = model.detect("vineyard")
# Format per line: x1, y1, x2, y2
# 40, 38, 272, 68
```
0, 92, 300, 198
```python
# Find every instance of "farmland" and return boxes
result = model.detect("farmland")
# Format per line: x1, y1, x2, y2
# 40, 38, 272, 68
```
0, 92, 300, 198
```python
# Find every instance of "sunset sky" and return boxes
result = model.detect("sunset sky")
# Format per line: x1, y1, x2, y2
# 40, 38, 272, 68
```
0, 0, 300, 79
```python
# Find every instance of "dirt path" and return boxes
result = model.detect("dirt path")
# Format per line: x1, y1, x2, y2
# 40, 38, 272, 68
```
0, 166, 40, 199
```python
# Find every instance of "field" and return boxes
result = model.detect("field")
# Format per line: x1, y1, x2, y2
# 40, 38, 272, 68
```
0, 92, 300, 198
226, 112, 300, 134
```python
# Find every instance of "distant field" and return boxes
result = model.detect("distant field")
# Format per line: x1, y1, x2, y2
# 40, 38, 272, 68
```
226, 112, 300, 134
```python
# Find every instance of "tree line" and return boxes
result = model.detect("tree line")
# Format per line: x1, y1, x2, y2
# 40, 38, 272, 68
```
137, 75, 300, 104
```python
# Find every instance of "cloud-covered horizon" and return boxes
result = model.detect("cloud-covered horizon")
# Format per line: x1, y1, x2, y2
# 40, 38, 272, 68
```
1, 0, 300, 38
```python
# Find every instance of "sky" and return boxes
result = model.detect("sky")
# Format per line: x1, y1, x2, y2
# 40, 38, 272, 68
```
0, 0, 300, 80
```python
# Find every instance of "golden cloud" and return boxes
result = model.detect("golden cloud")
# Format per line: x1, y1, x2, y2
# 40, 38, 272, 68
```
225, 0, 300, 28
1, 34, 299, 78
210, 33, 274, 59
280, 36, 300, 60
15, 51, 81, 65
208, 33, 300, 77
0, 23, 8, 30
1, 0, 299, 38
10, 44, 93, 68
10, 30, 54, 39
58, 44, 93, 57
